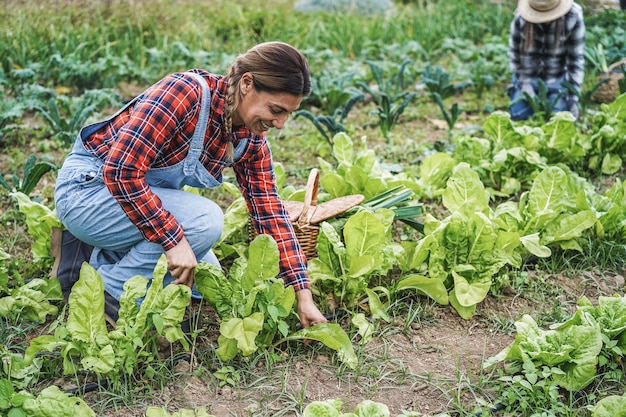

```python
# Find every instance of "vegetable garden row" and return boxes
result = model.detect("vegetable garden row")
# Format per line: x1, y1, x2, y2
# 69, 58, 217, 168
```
2, 1, 626, 416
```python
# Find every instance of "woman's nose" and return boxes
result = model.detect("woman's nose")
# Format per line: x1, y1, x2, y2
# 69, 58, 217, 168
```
273, 114, 289, 129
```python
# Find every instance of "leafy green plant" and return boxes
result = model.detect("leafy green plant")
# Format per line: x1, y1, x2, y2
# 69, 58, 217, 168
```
562, 78, 610, 121
469, 57, 495, 104
399, 163, 520, 319
0, 250, 9, 295
306, 71, 362, 115
23, 258, 190, 381
0, 278, 62, 322
318, 132, 420, 201
356, 58, 417, 141
294, 87, 364, 147
0, 155, 56, 196
587, 93, 626, 175
553, 295, 626, 373
494, 361, 573, 416
195, 234, 357, 368
590, 392, 626, 417
0, 379, 96, 417
0, 94, 25, 132
422, 64, 470, 132
484, 313, 603, 392
303, 398, 389, 416
213, 365, 241, 387
34, 95, 98, 146
495, 165, 598, 262
309, 208, 401, 318
519, 78, 566, 124
9, 192, 63, 266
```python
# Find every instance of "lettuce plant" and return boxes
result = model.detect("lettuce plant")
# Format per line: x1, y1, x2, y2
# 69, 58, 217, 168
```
0, 380, 96, 417
554, 295, 626, 370
399, 163, 520, 319
588, 93, 626, 175
0, 278, 62, 322
484, 314, 603, 392
318, 132, 421, 201
590, 393, 626, 417
10, 192, 63, 265
303, 398, 390, 417
23, 258, 190, 379
494, 165, 597, 259
195, 234, 357, 368
309, 208, 402, 317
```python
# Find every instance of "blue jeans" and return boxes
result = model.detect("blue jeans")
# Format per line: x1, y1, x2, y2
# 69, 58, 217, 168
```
507, 77, 571, 121
54, 153, 224, 300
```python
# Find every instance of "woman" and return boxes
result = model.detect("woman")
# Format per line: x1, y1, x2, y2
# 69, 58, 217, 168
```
54, 41, 327, 328
507, 0, 585, 120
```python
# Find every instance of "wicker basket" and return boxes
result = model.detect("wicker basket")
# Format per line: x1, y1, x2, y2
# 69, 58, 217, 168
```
250, 168, 364, 261
593, 58, 626, 104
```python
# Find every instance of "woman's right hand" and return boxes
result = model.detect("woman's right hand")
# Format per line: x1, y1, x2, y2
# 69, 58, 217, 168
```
165, 236, 197, 288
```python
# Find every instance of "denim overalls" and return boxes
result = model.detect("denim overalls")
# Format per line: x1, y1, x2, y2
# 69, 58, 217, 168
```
54, 72, 245, 300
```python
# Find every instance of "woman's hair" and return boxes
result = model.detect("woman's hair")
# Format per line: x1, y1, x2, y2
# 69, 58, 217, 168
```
223, 41, 311, 161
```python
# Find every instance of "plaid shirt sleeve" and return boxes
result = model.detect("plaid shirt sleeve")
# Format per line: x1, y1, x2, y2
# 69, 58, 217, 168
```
508, 16, 522, 77
233, 139, 310, 291
565, 4, 585, 91
102, 74, 201, 250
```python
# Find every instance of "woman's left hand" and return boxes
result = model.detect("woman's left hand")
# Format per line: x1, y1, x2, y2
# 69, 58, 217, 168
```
295, 289, 327, 328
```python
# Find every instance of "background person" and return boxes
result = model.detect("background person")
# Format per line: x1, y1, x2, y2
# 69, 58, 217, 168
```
507, 0, 585, 120
53, 41, 327, 328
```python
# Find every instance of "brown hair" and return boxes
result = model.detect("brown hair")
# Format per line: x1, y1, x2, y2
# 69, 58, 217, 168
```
223, 41, 311, 162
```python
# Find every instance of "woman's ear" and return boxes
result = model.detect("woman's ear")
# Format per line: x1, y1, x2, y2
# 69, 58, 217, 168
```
240, 72, 253, 95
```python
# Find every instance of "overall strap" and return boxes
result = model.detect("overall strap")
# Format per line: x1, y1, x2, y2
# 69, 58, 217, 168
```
183, 72, 211, 175
78, 95, 141, 140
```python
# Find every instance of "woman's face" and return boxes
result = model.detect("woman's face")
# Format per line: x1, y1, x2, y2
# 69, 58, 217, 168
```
232, 72, 303, 135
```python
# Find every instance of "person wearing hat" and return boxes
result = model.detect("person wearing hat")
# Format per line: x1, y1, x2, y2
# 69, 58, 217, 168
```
507, 0, 585, 120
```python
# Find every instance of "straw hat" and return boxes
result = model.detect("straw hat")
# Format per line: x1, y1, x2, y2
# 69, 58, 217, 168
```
517, 0, 573, 23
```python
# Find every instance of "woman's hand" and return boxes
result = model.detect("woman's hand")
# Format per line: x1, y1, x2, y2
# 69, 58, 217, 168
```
295, 289, 327, 328
165, 236, 197, 288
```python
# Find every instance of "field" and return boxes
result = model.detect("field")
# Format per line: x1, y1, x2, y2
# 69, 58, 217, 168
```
2, 0, 626, 416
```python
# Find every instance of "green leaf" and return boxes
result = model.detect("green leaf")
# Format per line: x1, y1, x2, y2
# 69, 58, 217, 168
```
292, 323, 357, 369
519, 233, 552, 258
590, 394, 626, 417
344, 211, 386, 261
396, 274, 449, 305
67, 263, 109, 346
220, 312, 264, 357
243, 234, 280, 288
442, 163, 489, 218
303, 399, 342, 417
22, 385, 95, 417
353, 399, 390, 417
601, 153, 622, 175
351, 313, 374, 343
451, 269, 491, 308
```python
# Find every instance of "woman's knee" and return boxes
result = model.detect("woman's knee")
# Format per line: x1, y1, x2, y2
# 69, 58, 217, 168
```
184, 197, 224, 241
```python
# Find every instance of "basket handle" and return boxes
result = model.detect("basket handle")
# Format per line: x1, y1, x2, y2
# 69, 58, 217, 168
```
297, 168, 320, 223
607, 58, 626, 73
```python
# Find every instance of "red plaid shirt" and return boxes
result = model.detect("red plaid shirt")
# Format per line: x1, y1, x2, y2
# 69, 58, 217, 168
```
85, 69, 309, 290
